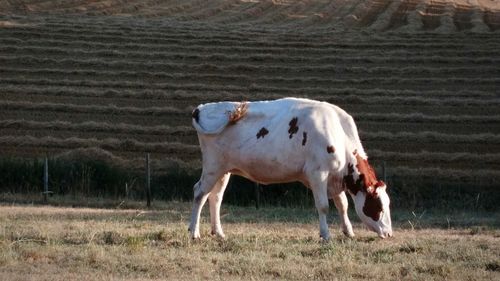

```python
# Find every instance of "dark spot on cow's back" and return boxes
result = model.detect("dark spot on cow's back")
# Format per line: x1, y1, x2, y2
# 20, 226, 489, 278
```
192, 108, 200, 123
326, 145, 335, 154
302, 132, 307, 146
256, 127, 269, 139
363, 192, 383, 221
288, 117, 299, 139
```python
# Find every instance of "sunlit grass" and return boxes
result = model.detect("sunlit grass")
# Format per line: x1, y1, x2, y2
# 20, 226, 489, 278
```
0, 202, 498, 280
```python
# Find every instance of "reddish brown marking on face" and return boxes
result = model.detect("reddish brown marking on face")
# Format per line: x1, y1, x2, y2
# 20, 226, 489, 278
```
363, 192, 383, 221
302, 132, 307, 146
288, 117, 299, 139
256, 127, 269, 139
192, 108, 200, 123
326, 145, 335, 154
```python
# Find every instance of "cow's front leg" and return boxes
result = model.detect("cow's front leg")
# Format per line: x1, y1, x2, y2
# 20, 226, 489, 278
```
309, 171, 331, 241
189, 172, 222, 239
332, 190, 355, 238
208, 173, 230, 238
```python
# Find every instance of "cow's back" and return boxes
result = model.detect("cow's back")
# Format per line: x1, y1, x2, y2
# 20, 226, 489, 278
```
193, 98, 353, 184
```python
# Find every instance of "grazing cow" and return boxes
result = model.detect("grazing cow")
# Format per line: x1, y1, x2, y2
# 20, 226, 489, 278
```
188, 98, 392, 241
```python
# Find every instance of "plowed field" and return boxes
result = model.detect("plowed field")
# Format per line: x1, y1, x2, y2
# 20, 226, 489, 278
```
0, 0, 499, 187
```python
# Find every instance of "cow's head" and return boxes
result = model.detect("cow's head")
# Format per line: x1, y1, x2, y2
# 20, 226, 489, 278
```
344, 153, 393, 238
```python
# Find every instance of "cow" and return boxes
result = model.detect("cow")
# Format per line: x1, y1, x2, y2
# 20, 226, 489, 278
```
188, 97, 392, 241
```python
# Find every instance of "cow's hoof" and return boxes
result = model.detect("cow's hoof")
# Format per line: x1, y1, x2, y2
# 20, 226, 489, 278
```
190, 232, 201, 240
211, 230, 226, 239
342, 230, 355, 238
319, 234, 331, 243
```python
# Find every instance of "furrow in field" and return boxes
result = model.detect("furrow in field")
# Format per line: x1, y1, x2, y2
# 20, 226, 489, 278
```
2, 55, 498, 78
0, 119, 191, 136
388, 166, 500, 184
2, 67, 498, 92
368, 149, 500, 168
2, 84, 497, 100
0, 128, 195, 145
0, 100, 186, 116
6, 19, 500, 44
0, 110, 187, 127
2, 82, 499, 107
3, 89, 499, 111
2, 27, 500, 51
3, 38, 500, 59
361, 131, 500, 144
0, 135, 200, 155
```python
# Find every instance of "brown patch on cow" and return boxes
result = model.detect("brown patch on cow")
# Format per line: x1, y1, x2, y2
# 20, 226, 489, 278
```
302, 132, 307, 146
363, 192, 383, 221
355, 154, 378, 190
256, 127, 269, 139
192, 108, 200, 123
326, 145, 335, 154
288, 117, 299, 139
228, 102, 248, 124
352, 149, 358, 155
343, 163, 361, 195
344, 155, 382, 196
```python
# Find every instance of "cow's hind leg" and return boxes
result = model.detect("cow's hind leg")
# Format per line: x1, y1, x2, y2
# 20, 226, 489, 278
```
188, 171, 224, 239
308, 171, 331, 241
209, 173, 230, 238
332, 191, 355, 238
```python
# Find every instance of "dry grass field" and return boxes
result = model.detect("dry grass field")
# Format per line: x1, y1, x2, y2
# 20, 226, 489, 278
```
0, 203, 499, 281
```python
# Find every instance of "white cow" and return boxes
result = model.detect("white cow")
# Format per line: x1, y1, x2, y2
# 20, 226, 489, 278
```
188, 98, 392, 240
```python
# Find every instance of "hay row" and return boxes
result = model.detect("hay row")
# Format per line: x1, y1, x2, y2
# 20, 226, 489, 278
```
3, 55, 498, 77
369, 149, 500, 165
4, 83, 495, 100
4, 39, 499, 58
35, 18, 500, 40
4, 84, 496, 99
3, 87, 498, 109
0, 101, 186, 116
361, 131, 500, 144
3, 65, 499, 86
1, 118, 498, 145
0, 119, 192, 135
3, 30, 499, 51
4, 51, 498, 67
3, 28, 499, 50
389, 166, 500, 183
0, 135, 200, 155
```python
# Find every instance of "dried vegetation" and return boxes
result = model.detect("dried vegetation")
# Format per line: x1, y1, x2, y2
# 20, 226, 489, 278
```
0, 203, 499, 280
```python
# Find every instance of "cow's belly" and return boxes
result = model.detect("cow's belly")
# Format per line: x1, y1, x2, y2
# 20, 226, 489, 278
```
228, 156, 305, 185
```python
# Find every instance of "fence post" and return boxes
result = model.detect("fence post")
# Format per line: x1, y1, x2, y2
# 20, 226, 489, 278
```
43, 157, 49, 203
145, 153, 151, 208
254, 182, 260, 209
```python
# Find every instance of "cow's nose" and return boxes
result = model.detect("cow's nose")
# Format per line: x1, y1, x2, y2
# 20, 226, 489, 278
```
378, 230, 393, 239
